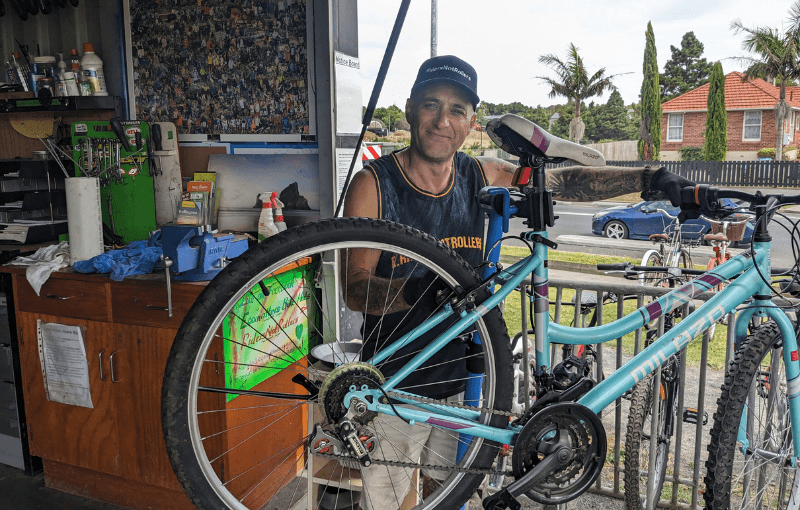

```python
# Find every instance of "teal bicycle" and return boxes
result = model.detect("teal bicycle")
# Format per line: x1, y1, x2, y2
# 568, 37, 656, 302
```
161, 114, 800, 510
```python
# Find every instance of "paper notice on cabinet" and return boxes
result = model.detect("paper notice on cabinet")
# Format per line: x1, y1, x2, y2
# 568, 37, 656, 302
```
37, 321, 93, 408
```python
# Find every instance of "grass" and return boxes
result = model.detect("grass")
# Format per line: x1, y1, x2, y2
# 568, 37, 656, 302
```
498, 246, 732, 369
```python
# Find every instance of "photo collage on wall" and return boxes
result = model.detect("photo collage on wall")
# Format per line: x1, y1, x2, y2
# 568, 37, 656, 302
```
130, 0, 309, 136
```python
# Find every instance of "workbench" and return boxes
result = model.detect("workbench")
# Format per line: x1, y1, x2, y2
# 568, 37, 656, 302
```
1, 266, 202, 509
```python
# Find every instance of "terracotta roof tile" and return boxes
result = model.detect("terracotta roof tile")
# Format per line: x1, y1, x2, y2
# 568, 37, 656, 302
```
662, 71, 800, 111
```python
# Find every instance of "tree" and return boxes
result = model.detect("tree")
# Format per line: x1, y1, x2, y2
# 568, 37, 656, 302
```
639, 21, 661, 160
702, 61, 728, 160
660, 32, 713, 101
372, 104, 404, 131
536, 43, 624, 143
732, 1, 800, 160
590, 90, 637, 141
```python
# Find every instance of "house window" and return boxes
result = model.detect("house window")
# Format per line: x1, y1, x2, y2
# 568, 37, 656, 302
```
667, 113, 683, 142
743, 110, 762, 141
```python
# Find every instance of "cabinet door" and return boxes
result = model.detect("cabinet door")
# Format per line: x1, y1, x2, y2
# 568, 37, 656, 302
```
16, 312, 119, 475
110, 323, 183, 489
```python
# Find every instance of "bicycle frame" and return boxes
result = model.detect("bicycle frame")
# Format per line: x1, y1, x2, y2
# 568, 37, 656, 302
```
345, 202, 800, 460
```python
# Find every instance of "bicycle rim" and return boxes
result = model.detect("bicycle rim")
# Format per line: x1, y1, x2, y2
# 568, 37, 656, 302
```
162, 218, 512, 510
705, 321, 799, 509
624, 368, 674, 510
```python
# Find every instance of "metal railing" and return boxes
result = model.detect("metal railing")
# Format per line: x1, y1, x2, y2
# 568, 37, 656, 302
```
513, 275, 743, 509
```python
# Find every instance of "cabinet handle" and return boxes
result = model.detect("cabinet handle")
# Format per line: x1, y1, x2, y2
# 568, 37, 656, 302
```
45, 294, 73, 300
98, 349, 107, 381
144, 305, 168, 311
109, 351, 119, 383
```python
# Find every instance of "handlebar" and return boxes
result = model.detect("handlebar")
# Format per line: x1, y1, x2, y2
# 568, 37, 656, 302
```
598, 262, 793, 277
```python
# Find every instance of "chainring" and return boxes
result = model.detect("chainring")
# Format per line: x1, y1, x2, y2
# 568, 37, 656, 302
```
318, 362, 385, 424
511, 401, 606, 505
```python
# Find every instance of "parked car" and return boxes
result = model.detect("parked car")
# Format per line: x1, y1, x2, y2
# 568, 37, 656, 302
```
591, 199, 754, 245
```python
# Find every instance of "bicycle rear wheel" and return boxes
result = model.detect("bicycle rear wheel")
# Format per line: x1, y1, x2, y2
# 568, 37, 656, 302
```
704, 321, 798, 509
161, 217, 513, 510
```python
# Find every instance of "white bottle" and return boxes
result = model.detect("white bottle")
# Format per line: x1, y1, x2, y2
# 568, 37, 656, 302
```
80, 42, 108, 96
257, 193, 279, 241
55, 53, 68, 97
270, 192, 287, 232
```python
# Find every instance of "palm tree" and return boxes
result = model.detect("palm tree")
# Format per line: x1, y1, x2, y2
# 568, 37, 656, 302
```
537, 43, 625, 143
732, 1, 800, 160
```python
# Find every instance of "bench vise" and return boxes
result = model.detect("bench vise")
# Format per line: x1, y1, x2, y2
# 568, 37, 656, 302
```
161, 224, 249, 281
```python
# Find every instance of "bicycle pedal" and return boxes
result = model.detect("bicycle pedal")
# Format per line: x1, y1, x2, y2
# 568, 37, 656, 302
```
682, 407, 708, 425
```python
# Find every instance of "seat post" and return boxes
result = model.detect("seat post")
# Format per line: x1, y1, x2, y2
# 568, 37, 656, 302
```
520, 155, 555, 232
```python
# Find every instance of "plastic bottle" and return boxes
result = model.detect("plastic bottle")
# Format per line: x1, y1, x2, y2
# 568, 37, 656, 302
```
270, 192, 287, 231
78, 71, 93, 96
63, 71, 80, 96
68, 48, 81, 73
257, 193, 279, 241
80, 43, 108, 96
55, 53, 68, 97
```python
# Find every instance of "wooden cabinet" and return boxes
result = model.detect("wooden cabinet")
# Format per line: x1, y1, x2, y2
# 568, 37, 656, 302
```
7, 269, 204, 509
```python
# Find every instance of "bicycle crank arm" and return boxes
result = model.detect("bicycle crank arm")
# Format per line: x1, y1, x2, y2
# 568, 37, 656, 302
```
482, 436, 573, 510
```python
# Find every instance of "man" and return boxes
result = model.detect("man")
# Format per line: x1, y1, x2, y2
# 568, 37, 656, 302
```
343, 55, 687, 509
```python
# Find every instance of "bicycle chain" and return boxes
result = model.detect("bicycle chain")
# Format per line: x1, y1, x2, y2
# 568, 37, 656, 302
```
312, 390, 522, 475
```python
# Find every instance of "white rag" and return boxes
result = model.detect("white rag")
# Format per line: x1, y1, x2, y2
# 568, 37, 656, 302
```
11, 242, 70, 296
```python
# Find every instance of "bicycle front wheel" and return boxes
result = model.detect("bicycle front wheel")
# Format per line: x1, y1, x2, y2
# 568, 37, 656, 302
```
704, 321, 799, 509
161, 217, 513, 510
624, 359, 679, 510
639, 250, 663, 287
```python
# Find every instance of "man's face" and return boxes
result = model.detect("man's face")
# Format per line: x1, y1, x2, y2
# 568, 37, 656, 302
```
406, 83, 476, 163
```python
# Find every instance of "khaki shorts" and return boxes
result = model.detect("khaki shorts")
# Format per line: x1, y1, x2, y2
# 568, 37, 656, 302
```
358, 393, 463, 510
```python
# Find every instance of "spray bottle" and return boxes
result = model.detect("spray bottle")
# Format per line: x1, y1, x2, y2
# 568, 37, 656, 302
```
257, 193, 279, 241
270, 191, 287, 232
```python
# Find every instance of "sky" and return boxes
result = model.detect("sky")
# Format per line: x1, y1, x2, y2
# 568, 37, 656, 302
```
356, 0, 800, 110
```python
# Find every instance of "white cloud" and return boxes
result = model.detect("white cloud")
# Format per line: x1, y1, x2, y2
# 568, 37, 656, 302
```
357, 0, 798, 108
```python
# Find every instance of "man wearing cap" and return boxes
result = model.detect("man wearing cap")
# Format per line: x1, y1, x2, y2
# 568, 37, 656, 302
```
343, 55, 690, 509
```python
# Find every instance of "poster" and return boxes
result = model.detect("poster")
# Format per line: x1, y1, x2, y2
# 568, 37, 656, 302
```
334, 52, 363, 135
37, 322, 93, 409
335, 147, 357, 213
130, 0, 310, 136
222, 259, 318, 401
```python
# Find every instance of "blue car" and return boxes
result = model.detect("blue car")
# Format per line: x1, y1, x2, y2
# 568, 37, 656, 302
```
591, 199, 754, 245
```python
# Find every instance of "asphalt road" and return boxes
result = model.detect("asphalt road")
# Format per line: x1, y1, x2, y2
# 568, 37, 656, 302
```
498, 202, 800, 268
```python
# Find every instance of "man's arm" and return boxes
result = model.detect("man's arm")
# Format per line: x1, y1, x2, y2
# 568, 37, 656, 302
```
342, 169, 412, 315
477, 156, 649, 202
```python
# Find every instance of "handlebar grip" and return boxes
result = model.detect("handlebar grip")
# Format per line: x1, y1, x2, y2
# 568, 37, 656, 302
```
596, 263, 628, 271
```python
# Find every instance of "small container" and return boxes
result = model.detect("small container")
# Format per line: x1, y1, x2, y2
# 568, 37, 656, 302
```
29, 73, 45, 96
63, 71, 80, 96
31, 151, 48, 161
68, 48, 81, 73
37, 77, 55, 97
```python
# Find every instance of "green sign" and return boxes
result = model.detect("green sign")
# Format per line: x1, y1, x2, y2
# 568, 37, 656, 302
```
222, 262, 317, 401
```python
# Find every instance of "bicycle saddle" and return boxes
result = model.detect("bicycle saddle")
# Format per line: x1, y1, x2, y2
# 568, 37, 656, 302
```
649, 233, 669, 242
485, 114, 606, 166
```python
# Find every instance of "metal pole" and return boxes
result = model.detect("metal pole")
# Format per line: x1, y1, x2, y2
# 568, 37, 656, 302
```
430, 0, 437, 57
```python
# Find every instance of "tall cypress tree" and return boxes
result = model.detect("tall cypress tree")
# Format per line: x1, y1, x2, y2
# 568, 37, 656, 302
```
639, 22, 662, 161
703, 62, 727, 161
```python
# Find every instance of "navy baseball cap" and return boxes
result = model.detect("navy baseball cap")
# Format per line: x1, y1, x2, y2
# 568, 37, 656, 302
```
410, 55, 479, 108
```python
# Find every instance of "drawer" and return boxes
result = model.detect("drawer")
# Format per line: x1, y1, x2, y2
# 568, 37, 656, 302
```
16, 276, 110, 321
111, 282, 203, 329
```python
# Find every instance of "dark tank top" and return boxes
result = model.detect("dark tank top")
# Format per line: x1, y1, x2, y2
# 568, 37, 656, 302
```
360, 149, 487, 398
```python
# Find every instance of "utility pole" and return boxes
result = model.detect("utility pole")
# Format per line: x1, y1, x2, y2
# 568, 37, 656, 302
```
431, 0, 437, 57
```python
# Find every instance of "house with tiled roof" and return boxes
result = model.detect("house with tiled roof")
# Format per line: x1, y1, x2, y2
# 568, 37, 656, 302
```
660, 71, 800, 160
